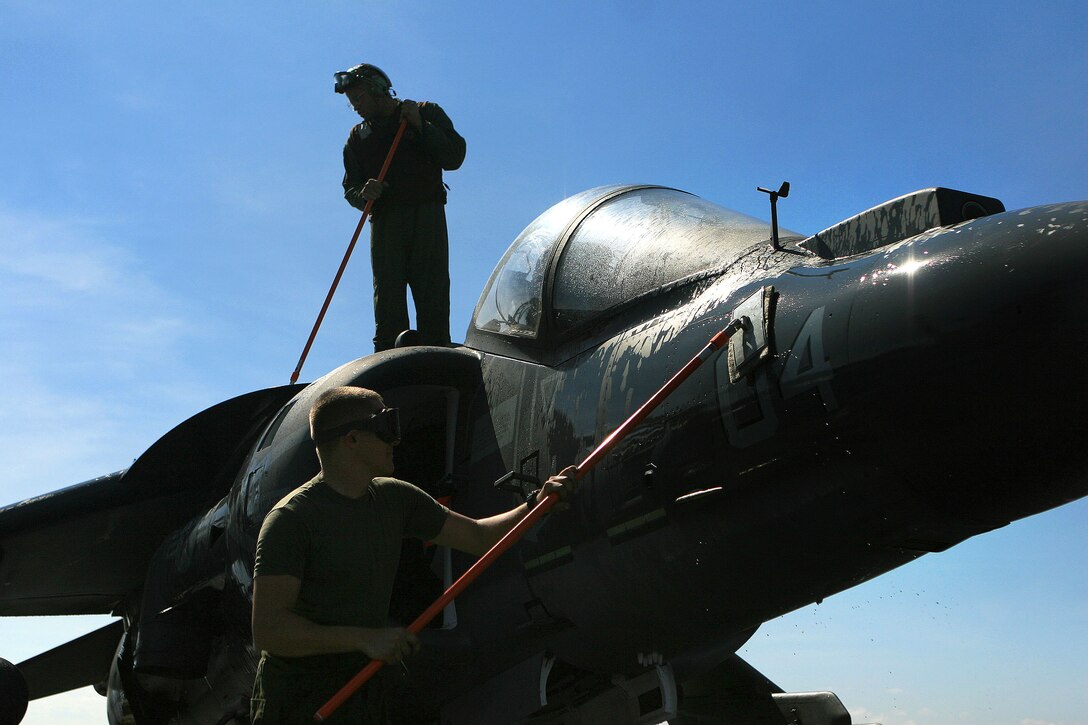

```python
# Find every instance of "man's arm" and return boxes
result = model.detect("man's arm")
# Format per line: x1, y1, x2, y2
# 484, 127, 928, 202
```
342, 134, 372, 213
415, 101, 466, 171
432, 466, 578, 556
252, 574, 420, 662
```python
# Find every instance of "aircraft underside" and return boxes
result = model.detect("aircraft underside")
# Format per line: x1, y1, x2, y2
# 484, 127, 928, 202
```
1, 635, 872, 725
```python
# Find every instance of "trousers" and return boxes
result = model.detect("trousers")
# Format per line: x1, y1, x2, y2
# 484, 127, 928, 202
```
369, 202, 451, 352
251, 654, 398, 724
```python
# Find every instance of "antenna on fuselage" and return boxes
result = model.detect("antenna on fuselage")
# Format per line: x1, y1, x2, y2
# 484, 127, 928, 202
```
757, 181, 790, 251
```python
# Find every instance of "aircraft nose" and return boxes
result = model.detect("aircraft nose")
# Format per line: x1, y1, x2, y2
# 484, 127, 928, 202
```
842, 200, 1088, 524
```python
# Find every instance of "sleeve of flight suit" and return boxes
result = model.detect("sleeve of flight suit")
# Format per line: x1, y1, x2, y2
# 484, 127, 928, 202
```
342, 125, 371, 213
418, 102, 466, 171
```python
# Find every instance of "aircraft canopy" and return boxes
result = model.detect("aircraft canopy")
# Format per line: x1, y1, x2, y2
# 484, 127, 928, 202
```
472, 185, 787, 341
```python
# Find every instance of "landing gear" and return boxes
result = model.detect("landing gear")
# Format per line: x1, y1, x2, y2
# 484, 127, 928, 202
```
0, 658, 28, 725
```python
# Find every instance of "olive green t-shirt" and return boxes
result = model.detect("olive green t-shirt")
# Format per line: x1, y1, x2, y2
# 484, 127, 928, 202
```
254, 477, 449, 631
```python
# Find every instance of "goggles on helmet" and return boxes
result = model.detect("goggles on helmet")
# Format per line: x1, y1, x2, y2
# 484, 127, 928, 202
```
334, 64, 392, 96
334, 71, 363, 94
313, 407, 401, 446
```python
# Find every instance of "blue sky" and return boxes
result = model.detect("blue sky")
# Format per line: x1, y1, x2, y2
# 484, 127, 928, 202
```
1, 1, 1086, 723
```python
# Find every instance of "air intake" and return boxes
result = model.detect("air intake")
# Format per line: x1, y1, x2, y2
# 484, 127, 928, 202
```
801, 187, 1005, 259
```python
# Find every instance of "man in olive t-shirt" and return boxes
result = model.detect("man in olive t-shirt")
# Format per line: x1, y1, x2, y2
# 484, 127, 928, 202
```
250, 386, 577, 723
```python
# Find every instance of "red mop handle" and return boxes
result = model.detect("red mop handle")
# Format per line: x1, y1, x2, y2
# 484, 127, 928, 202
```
290, 118, 409, 384
575, 322, 741, 476
314, 491, 559, 721
314, 319, 743, 721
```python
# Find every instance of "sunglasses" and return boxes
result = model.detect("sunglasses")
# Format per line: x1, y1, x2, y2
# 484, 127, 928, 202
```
313, 408, 401, 446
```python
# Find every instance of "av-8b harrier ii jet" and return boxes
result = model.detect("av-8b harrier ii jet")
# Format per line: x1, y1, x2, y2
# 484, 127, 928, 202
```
1, 184, 1085, 724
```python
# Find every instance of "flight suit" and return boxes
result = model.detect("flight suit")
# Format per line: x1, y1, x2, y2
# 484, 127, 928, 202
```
342, 102, 466, 352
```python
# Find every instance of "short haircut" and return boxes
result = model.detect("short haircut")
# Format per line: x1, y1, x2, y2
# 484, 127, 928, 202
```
309, 386, 384, 446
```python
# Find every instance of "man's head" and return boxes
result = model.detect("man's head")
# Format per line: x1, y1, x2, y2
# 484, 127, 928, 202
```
334, 64, 397, 120
309, 386, 400, 475
334, 64, 394, 97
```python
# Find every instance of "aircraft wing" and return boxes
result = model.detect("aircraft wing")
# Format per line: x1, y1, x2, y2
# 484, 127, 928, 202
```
675, 654, 860, 724
0, 385, 301, 616
14, 620, 123, 699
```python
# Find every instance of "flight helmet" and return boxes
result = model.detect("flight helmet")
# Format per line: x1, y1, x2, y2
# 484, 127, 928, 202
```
334, 63, 395, 97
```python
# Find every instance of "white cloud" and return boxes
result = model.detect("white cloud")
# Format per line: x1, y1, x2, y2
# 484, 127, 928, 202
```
0, 361, 126, 485
112, 88, 167, 113
25, 686, 106, 725
0, 207, 137, 295
0, 204, 197, 359
0, 205, 209, 500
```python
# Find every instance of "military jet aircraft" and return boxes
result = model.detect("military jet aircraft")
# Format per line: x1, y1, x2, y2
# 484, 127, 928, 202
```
1, 183, 1085, 725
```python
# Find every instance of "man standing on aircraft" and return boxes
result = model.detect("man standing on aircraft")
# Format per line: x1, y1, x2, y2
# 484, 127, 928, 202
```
250, 386, 576, 723
335, 63, 466, 353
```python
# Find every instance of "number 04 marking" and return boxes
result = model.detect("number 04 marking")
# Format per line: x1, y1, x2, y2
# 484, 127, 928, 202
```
779, 306, 838, 411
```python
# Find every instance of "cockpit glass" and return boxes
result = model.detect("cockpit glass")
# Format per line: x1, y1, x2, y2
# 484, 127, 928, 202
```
552, 188, 778, 331
472, 186, 787, 342
473, 189, 606, 338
